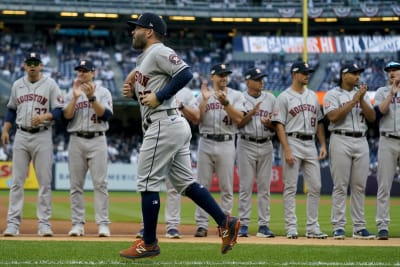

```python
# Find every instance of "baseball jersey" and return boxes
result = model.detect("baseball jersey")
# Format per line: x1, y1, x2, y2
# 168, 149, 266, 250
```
374, 85, 400, 133
64, 85, 113, 132
133, 43, 188, 120
323, 86, 372, 132
7, 75, 64, 128
197, 88, 246, 134
239, 91, 276, 138
272, 87, 323, 135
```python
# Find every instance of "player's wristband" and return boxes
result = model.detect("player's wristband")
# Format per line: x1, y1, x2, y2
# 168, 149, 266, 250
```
222, 99, 229, 106
88, 96, 96, 102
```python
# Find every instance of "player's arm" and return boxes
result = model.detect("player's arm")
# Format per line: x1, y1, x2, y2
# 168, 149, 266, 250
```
358, 85, 376, 122
274, 122, 295, 165
179, 103, 200, 124
325, 99, 357, 123
316, 121, 327, 160
198, 81, 212, 123
237, 101, 261, 129
1, 109, 16, 146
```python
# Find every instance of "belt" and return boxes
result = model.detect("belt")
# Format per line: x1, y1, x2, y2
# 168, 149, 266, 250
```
240, 135, 271, 144
287, 133, 314, 141
72, 132, 104, 139
17, 126, 48, 134
334, 131, 365, 138
381, 132, 400, 140
201, 134, 233, 142
144, 109, 179, 130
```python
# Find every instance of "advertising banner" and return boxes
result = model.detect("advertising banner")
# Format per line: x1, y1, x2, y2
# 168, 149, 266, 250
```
0, 162, 39, 189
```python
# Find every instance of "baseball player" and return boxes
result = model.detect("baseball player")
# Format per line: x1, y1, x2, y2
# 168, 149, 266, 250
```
2, 52, 64, 237
194, 63, 245, 238
63, 60, 113, 237
323, 63, 376, 240
119, 13, 239, 260
374, 61, 400, 240
236, 67, 276, 238
272, 62, 328, 239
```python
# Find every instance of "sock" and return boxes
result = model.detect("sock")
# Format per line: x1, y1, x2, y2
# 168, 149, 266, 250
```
184, 182, 226, 227
141, 191, 160, 245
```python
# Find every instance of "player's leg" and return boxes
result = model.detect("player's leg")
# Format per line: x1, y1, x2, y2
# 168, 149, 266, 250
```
3, 132, 30, 235
68, 136, 89, 227
349, 138, 370, 233
376, 137, 397, 235
87, 136, 110, 235
329, 134, 352, 235
237, 139, 256, 234
164, 177, 181, 237
255, 142, 274, 236
31, 131, 54, 235
194, 138, 215, 232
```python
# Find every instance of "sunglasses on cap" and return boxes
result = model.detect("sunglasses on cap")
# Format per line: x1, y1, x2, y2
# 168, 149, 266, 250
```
25, 61, 41, 67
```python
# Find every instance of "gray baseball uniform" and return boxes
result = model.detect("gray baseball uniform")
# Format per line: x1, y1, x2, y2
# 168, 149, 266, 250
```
195, 87, 245, 229
375, 85, 400, 232
5, 75, 63, 229
323, 86, 372, 233
237, 91, 275, 228
164, 87, 198, 232
272, 87, 324, 234
65, 83, 113, 226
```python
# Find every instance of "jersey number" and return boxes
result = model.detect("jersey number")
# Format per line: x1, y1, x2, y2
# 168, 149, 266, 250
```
91, 114, 102, 124
34, 108, 48, 114
138, 90, 152, 106
223, 115, 232, 126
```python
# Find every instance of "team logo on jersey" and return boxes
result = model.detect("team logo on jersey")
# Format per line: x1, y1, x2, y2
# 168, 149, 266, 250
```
324, 101, 330, 109
169, 54, 182, 65
57, 95, 64, 104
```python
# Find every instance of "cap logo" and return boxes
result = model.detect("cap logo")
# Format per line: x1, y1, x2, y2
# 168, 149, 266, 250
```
80, 60, 86, 65
245, 74, 251, 79
221, 64, 226, 70
256, 69, 261, 73
30, 52, 37, 58
292, 67, 299, 72
353, 64, 358, 68
343, 68, 349, 73
304, 63, 309, 68
149, 22, 153, 27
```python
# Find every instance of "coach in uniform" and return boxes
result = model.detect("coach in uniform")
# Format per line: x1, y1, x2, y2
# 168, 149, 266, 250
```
374, 61, 400, 240
236, 67, 276, 238
64, 60, 113, 237
272, 61, 328, 239
323, 63, 376, 240
2, 52, 64, 237
194, 63, 245, 237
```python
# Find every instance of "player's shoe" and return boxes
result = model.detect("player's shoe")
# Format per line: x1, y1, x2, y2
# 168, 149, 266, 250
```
286, 230, 298, 239
194, 227, 208, 237
119, 239, 160, 260
305, 230, 328, 239
165, 228, 181, 239
352, 229, 375, 240
68, 224, 84, 236
38, 224, 53, 237
3, 224, 19, 237
377, 229, 389, 240
333, 229, 345, 240
238, 225, 248, 237
136, 228, 144, 238
256, 225, 275, 238
98, 224, 111, 237
219, 216, 240, 254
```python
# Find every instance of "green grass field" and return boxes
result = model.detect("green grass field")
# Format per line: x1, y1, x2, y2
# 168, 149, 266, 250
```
1, 190, 400, 266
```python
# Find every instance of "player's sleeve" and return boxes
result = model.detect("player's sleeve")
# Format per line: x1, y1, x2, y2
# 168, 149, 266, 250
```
322, 90, 339, 114
5, 108, 16, 124
271, 94, 287, 125
49, 80, 65, 110
232, 91, 246, 112
155, 67, 193, 103
373, 87, 386, 120
6, 82, 18, 110
99, 88, 113, 121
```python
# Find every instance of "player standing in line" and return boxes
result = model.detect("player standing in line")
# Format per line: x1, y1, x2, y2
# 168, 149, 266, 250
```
272, 62, 328, 239
119, 13, 239, 260
374, 61, 400, 240
323, 63, 376, 240
193, 63, 245, 237
63, 60, 113, 237
236, 67, 276, 238
135, 86, 200, 239
2, 52, 64, 237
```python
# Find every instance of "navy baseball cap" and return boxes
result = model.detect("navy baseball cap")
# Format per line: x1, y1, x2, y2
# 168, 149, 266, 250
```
341, 63, 365, 74
245, 67, 267, 80
210, 63, 232, 75
290, 62, 314, 73
74, 60, 95, 71
384, 61, 400, 72
127, 13, 167, 36
25, 52, 41, 62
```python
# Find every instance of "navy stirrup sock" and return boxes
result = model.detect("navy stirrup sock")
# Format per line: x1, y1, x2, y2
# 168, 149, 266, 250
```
184, 182, 226, 226
141, 191, 160, 244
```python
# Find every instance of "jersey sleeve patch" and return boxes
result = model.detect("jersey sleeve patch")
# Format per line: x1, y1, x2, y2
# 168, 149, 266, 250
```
169, 54, 182, 65
324, 101, 330, 109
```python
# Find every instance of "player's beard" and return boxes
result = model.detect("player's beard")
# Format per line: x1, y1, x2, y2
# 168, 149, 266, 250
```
132, 33, 146, 50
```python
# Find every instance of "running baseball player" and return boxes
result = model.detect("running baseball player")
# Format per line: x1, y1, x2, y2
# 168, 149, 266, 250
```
2, 51, 64, 237
119, 13, 239, 260
236, 67, 276, 238
374, 61, 400, 240
194, 63, 245, 238
63, 60, 113, 237
272, 61, 328, 239
323, 62, 376, 240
